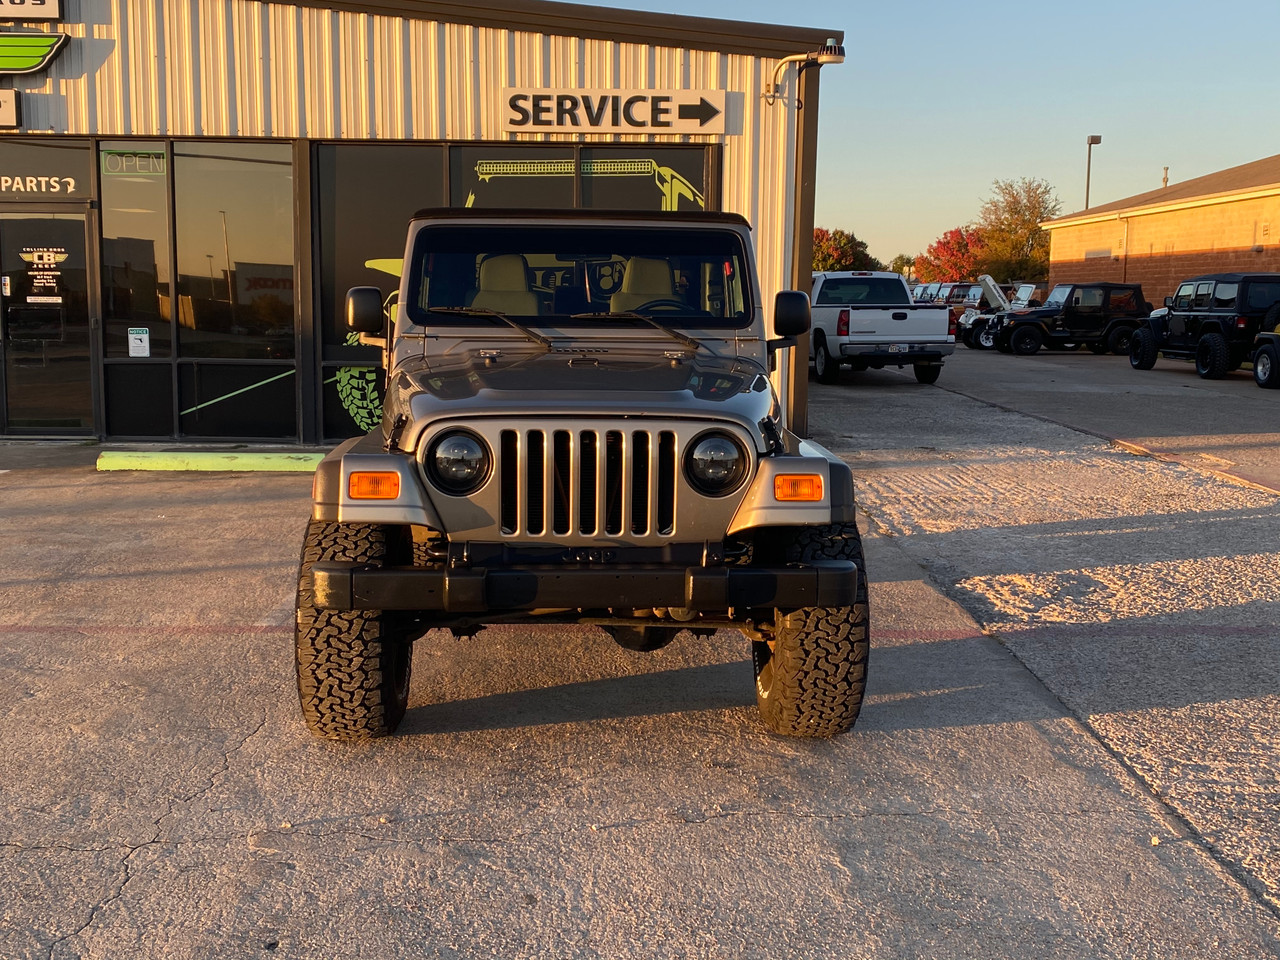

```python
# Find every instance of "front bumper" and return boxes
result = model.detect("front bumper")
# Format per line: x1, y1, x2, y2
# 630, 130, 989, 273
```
309, 560, 859, 613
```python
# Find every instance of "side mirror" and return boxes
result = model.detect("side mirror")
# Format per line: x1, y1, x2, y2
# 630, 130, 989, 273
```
773, 290, 811, 337
1164, 296, 1173, 307
346, 286, 385, 334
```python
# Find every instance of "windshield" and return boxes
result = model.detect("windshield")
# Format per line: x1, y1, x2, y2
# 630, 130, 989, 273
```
404, 224, 752, 329
1011, 283, 1038, 305
815, 276, 910, 305
1043, 284, 1072, 307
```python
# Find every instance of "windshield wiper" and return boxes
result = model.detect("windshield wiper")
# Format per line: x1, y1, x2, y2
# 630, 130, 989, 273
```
427, 306, 553, 350
572, 311, 705, 352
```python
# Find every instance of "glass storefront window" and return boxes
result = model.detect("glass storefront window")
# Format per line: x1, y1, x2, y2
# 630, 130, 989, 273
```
178, 362, 296, 438
174, 142, 295, 360
450, 146, 575, 209
101, 141, 172, 358
316, 143, 445, 358
580, 147, 707, 211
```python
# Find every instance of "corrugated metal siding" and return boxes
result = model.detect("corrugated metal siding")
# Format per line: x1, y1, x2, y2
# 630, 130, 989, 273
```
6, 0, 798, 295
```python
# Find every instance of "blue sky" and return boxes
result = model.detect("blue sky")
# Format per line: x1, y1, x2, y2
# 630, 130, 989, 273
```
563, 0, 1280, 262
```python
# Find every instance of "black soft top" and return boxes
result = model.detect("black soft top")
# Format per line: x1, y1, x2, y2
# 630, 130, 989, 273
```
1179, 273, 1280, 284
409, 208, 751, 228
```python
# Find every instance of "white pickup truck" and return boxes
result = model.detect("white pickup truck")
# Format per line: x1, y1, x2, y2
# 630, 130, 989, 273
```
809, 271, 954, 384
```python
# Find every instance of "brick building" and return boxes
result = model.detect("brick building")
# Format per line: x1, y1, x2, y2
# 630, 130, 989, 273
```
1042, 153, 1280, 304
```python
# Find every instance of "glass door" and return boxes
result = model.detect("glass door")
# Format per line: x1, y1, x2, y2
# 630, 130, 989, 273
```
0, 211, 94, 434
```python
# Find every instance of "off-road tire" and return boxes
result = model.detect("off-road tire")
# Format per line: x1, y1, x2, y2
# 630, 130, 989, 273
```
1010, 326, 1042, 356
1264, 302, 1280, 334
913, 363, 942, 384
1129, 327, 1158, 370
975, 323, 996, 350
751, 522, 870, 738
1194, 332, 1230, 379
295, 521, 413, 740
1254, 343, 1280, 388
813, 335, 840, 384
1106, 325, 1135, 355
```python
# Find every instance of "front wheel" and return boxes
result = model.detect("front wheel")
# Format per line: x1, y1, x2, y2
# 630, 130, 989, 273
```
295, 521, 413, 740
1195, 333, 1230, 379
1129, 327, 1158, 370
813, 335, 841, 384
975, 323, 995, 350
1255, 344, 1280, 388
913, 363, 942, 384
1010, 326, 1042, 356
752, 523, 870, 738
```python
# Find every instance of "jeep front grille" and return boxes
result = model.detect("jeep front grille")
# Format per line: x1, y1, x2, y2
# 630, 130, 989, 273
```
499, 428, 678, 537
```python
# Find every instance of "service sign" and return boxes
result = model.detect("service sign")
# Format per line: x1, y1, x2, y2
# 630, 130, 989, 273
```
502, 88, 725, 135
0, 0, 62, 21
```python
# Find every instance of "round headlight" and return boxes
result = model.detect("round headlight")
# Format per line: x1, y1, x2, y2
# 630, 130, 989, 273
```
685, 432, 748, 496
427, 431, 490, 494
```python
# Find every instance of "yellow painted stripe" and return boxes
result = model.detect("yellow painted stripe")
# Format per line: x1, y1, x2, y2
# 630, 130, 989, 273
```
96, 451, 323, 472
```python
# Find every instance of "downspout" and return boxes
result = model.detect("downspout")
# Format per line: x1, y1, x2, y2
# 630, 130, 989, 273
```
786, 60, 822, 437
1122, 217, 1130, 282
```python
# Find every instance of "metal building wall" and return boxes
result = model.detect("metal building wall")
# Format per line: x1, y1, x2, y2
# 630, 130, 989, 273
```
8, 0, 799, 300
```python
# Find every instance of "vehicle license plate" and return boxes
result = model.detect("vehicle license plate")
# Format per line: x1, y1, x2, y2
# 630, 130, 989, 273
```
888, 343, 909, 353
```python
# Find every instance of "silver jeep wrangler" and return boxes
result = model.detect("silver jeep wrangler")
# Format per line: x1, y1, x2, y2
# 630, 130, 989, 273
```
297, 210, 869, 740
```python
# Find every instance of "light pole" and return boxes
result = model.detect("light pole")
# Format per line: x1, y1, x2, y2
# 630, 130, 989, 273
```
1085, 135, 1102, 209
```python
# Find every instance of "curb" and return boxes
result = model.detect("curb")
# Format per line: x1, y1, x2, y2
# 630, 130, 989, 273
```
96, 451, 324, 472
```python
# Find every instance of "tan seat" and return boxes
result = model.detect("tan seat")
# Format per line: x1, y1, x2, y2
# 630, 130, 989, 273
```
610, 257, 674, 312
471, 255, 539, 315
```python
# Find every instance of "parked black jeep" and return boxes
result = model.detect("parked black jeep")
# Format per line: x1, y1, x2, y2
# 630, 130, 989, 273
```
1253, 331, 1280, 388
1129, 273, 1280, 379
991, 282, 1151, 355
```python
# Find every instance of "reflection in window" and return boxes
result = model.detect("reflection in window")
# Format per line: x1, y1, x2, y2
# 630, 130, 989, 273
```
316, 144, 445, 356
100, 141, 172, 358
1212, 283, 1238, 309
174, 143, 295, 359
1109, 289, 1136, 310
1247, 282, 1280, 309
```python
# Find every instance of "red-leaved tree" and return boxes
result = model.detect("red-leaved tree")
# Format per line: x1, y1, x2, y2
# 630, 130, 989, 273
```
913, 227, 986, 282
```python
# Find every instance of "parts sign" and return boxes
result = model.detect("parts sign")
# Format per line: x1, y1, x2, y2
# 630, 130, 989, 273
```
502, 88, 725, 135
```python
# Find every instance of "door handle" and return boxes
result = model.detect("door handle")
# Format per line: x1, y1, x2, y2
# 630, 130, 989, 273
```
891, 312, 907, 321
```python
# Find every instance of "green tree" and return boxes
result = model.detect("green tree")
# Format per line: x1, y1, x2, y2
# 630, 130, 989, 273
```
974, 178, 1061, 281
887, 253, 916, 279
813, 227, 884, 272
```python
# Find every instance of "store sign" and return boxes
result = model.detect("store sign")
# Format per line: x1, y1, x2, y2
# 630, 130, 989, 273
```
0, 89, 17, 127
0, 173, 76, 194
0, 0, 62, 20
101, 150, 166, 176
502, 88, 725, 135
0, 31, 66, 73
20, 245, 66, 301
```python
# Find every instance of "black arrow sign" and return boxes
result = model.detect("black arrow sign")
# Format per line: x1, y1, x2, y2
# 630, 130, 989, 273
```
678, 97, 721, 126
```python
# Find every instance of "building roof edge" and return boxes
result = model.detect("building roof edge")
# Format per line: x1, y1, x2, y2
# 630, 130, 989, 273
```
285, 0, 842, 58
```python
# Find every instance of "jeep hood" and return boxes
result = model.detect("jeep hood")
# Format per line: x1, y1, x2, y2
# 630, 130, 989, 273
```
388, 348, 778, 438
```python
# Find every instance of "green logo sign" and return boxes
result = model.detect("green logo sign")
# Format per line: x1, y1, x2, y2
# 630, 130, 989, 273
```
0, 32, 66, 74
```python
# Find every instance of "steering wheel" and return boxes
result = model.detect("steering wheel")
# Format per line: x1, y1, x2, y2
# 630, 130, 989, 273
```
633, 299, 693, 313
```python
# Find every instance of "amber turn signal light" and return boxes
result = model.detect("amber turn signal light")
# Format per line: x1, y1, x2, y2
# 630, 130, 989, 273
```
774, 474, 823, 501
348, 471, 401, 499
